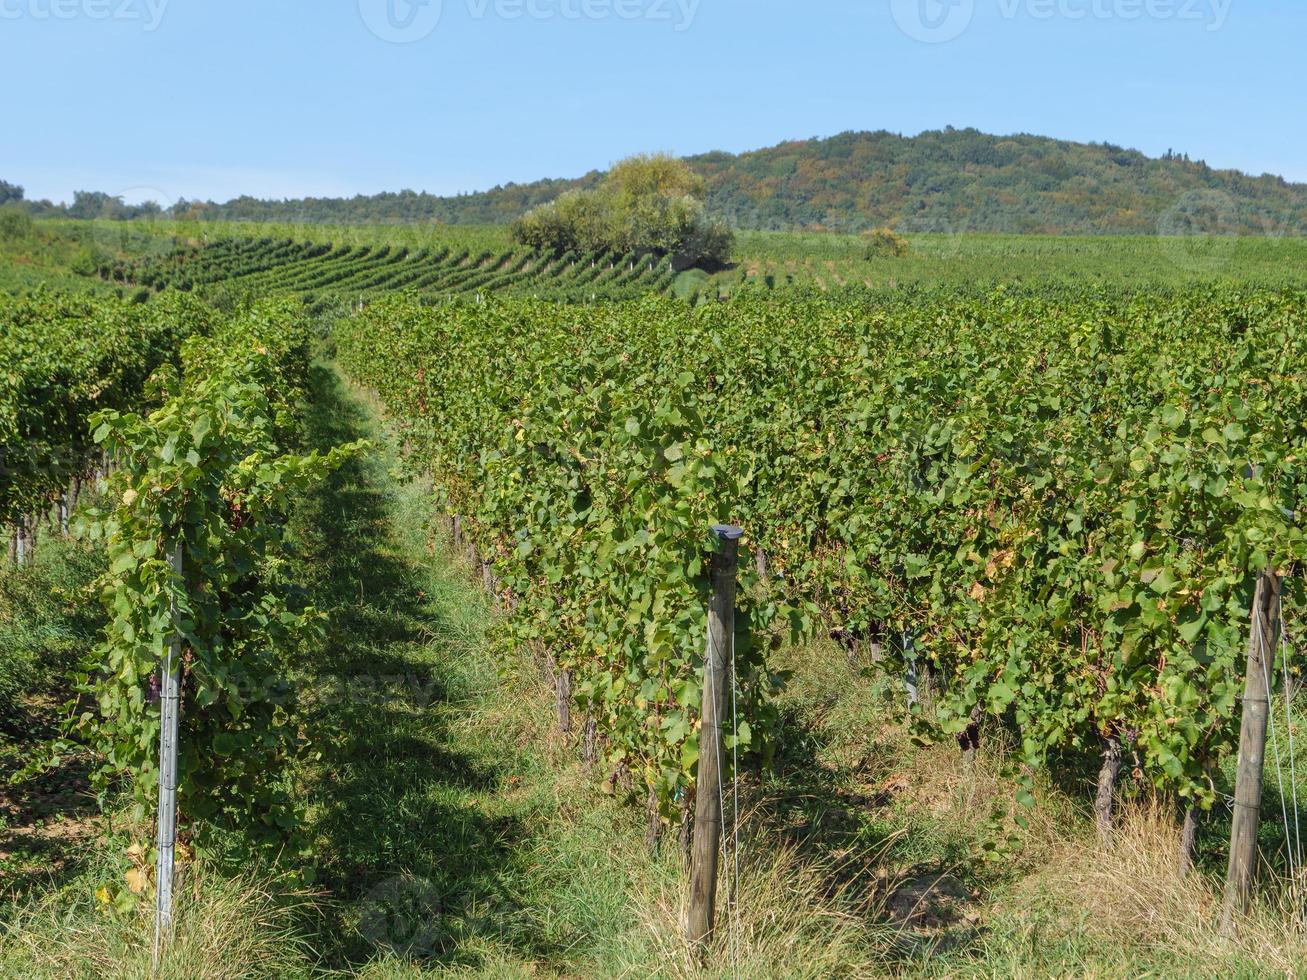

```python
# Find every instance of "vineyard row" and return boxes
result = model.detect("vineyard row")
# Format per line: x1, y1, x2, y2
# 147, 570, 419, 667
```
337, 287, 1307, 821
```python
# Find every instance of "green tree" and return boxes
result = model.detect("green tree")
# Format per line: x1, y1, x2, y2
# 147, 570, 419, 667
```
67, 190, 120, 220
511, 154, 734, 270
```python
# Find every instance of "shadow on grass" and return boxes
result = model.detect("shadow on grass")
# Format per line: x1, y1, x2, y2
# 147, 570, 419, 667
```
762, 634, 1307, 969
0, 752, 99, 906
290, 364, 558, 971
752, 643, 1068, 961
0, 538, 105, 906
749, 651, 981, 960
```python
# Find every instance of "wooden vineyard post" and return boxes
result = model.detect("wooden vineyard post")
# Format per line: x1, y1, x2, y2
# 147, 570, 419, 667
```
686, 524, 741, 952
1094, 735, 1123, 844
1221, 566, 1282, 935
556, 667, 572, 734
154, 545, 185, 964
1179, 806, 1200, 877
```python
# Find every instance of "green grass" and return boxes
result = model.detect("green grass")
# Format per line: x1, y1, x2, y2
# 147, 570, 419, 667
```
0, 219, 134, 295
727, 229, 1307, 293
287, 362, 609, 971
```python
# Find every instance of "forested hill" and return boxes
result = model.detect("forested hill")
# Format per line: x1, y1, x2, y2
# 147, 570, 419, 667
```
691, 129, 1307, 235
13, 128, 1307, 235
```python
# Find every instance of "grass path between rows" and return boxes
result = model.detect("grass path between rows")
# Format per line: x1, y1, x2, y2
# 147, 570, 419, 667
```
292, 362, 674, 977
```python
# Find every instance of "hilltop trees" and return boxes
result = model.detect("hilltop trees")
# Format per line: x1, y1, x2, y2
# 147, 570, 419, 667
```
511, 154, 733, 270
66, 191, 164, 221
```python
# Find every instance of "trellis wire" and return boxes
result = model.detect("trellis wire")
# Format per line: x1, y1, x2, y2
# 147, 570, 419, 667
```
1258, 602, 1296, 890
730, 621, 741, 976
154, 545, 184, 965
706, 617, 740, 977
1279, 607, 1303, 901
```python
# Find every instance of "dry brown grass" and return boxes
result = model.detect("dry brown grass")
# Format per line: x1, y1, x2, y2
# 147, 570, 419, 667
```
1000, 799, 1307, 977
772, 638, 1307, 975
889, 734, 1069, 861
0, 864, 316, 979
626, 821, 896, 979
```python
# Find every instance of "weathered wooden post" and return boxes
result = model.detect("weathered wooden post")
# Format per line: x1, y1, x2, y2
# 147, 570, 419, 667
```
1095, 735, 1123, 844
556, 667, 572, 735
686, 524, 741, 951
154, 545, 185, 964
1179, 806, 1200, 876
1221, 567, 1282, 935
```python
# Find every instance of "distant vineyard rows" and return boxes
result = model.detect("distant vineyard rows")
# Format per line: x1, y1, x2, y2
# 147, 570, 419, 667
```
100, 236, 679, 307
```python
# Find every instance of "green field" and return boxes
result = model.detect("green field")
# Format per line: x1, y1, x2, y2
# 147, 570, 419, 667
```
733, 228, 1307, 290
12, 219, 1307, 305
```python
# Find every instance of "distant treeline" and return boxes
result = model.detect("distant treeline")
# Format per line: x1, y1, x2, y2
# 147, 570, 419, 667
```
8, 127, 1307, 235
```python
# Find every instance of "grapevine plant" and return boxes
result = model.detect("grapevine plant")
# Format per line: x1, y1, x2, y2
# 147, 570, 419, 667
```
75, 299, 362, 851
1, 290, 214, 529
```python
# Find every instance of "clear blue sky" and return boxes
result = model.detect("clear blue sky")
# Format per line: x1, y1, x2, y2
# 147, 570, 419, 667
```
1, 0, 1299, 205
